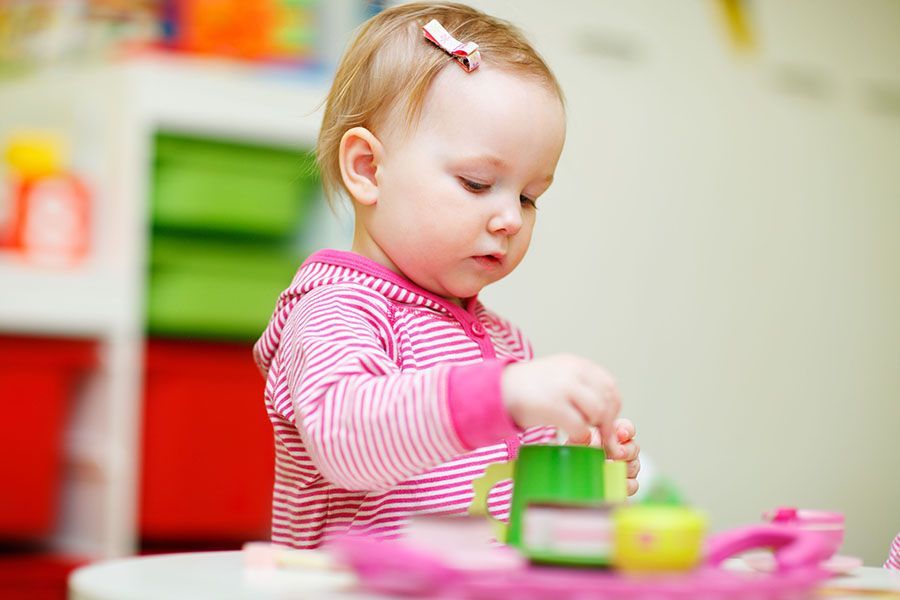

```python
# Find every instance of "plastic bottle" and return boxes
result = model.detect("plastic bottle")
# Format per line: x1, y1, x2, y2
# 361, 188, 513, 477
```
3, 133, 90, 267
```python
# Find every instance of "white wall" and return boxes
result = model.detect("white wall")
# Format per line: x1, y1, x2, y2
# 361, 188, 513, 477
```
469, 0, 900, 565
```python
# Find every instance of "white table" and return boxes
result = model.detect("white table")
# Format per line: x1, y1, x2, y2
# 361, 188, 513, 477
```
68, 551, 372, 600
69, 550, 900, 600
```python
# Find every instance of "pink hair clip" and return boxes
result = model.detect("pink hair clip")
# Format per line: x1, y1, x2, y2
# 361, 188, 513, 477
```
423, 19, 481, 72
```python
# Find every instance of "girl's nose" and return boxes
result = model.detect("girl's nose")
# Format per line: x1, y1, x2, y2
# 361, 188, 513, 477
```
488, 196, 523, 235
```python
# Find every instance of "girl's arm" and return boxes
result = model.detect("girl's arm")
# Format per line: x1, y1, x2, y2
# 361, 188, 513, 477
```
271, 284, 520, 492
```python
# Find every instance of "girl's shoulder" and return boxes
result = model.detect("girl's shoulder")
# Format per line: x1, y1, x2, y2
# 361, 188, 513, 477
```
473, 302, 534, 359
474, 301, 524, 334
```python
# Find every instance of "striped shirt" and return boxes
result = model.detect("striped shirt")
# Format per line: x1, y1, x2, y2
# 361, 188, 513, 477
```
254, 249, 555, 549
887, 533, 900, 569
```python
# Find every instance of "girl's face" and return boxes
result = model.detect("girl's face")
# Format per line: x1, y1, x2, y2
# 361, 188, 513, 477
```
355, 64, 566, 305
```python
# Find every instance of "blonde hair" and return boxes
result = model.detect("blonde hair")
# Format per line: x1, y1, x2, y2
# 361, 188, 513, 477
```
316, 1, 564, 206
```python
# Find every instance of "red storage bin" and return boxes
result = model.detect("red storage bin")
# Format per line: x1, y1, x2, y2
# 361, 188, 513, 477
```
0, 336, 96, 539
140, 339, 273, 542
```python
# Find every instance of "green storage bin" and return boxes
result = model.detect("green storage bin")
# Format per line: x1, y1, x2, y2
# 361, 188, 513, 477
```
146, 237, 301, 339
152, 134, 319, 237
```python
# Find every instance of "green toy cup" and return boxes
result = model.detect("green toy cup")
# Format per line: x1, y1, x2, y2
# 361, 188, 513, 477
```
468, 444, 626, 563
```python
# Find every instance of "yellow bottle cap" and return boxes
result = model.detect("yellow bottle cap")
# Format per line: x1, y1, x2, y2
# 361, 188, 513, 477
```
4, 132, 65, 178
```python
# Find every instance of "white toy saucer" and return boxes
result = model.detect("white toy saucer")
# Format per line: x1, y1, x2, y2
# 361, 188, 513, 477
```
743, 551, 863, 576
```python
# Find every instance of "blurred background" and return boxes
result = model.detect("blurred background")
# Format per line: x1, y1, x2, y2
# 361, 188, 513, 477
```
0, 0, 897, 597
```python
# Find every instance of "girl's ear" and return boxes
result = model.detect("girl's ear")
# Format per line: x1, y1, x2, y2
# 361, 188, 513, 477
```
338, 127, 384, 206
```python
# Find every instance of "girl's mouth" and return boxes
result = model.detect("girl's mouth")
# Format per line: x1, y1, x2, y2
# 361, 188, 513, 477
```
473, 254, 503, 268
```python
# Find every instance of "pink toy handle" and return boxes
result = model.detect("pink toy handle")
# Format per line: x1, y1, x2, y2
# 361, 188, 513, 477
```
705, 524, 830, 571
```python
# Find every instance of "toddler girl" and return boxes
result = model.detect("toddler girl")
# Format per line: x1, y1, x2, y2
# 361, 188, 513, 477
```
254, 1, 641, 549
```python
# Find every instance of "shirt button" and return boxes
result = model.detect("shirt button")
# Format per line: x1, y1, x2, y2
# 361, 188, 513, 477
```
470, 321, 485, 337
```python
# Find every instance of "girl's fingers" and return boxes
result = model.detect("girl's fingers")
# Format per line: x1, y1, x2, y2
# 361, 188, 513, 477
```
569, 382, 607, 426
627, 457, 641, 479
618, 439, 640, 462
569, 384, 619, 457
627, 478, 639, 496
556, 403, 591, 443
600, 419, 622, 459
566, 429, 592, 446
579, 364, 622, 422
602, 432, 624, 460
604, 434, 637, 461
615, 418, 635, 443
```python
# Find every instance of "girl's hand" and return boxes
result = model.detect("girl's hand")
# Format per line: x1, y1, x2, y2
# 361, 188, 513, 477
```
502, 355, 622, 458
568, 418, 641, 496
613, 418, 641, 497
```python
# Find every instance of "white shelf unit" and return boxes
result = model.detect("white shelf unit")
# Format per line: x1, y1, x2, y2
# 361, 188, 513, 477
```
0, 255, 123, 337
0, 55, 329, 558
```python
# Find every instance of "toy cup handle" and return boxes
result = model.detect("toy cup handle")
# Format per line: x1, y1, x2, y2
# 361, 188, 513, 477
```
705, 524, 831, 571
468, 461, 515, 543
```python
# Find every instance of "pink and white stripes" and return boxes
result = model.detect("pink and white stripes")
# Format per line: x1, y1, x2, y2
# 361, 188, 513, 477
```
254, 249, 553, 548
886, 533, 900, 570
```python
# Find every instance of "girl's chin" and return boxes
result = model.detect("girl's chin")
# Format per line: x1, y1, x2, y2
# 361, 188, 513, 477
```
420, 268, 506, 305
439, 280, 499, 305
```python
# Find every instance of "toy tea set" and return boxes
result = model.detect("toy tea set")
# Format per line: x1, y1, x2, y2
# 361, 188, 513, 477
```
334, 444, 850, 599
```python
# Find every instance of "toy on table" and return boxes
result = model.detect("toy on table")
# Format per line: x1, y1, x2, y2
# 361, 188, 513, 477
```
764, 507, 844, 560
332, 523, 832, 599
613, 504, 707, 572
467, 452, 853, 580
468, 444, 709, 571
639, 475, 686, 506
239, 448, 835, 598
468, 444, 627, 566
329, 452, 835, 598
741, 506, 863, 576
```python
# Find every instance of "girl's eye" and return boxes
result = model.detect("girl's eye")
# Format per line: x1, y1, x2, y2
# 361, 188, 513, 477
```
520, 195, 538, 209
460, 178, 490, 193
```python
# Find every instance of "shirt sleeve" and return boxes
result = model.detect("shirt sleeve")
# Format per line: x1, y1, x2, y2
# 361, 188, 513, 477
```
276, 284, 518, 492
887, 533, 900, 570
